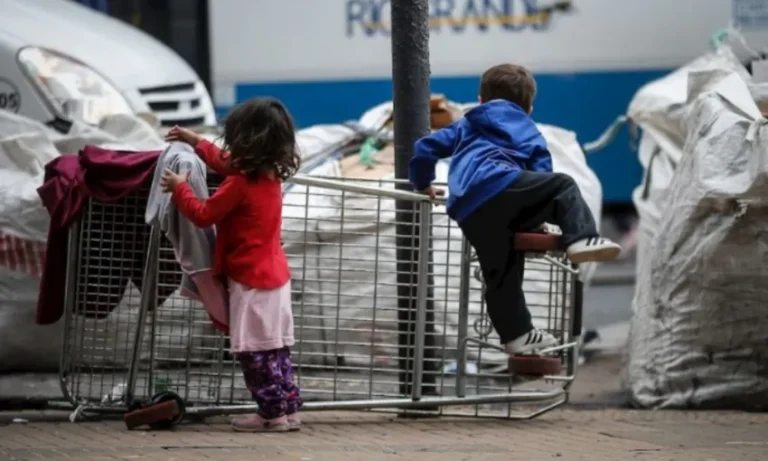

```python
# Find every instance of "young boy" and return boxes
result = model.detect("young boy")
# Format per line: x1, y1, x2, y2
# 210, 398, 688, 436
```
409, 63, 621, 356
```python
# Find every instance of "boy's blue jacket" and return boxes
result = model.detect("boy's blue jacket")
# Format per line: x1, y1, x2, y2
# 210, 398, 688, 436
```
409, 100, 553, 223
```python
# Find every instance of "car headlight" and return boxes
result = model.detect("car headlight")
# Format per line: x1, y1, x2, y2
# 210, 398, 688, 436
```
17, 47, 133, 125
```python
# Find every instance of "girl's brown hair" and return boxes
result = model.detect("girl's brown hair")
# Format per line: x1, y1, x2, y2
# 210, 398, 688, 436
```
221, 97, 300, 181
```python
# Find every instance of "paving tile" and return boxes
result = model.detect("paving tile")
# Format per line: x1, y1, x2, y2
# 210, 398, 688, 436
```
0, 410, 765, 460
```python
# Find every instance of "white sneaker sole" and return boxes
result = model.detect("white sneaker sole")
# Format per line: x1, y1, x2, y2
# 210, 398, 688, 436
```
567, 246, 621, 264
508, 337, 558, 355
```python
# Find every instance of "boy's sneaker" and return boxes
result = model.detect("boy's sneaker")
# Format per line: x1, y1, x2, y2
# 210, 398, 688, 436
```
505, 329, 558, 355
566, 237, 621, 264
287, 413, 301, 431
231, 414, 289, 433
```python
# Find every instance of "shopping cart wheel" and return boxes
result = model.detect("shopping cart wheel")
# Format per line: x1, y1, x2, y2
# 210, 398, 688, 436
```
123, 391, 185, 430
147, 391, 186, 430
508, 355, 562, 377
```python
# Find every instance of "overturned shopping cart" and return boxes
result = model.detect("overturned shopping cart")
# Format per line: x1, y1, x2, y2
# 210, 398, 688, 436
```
59, 174, 583, 426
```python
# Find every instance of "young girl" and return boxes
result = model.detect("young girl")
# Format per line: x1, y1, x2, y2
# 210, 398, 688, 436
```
161, 97, 302, 433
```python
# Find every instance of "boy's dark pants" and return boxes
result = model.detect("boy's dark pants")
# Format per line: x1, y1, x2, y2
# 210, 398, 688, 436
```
458, 171, 598, 344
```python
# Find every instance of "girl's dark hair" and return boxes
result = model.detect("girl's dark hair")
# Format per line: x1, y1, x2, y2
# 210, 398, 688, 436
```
220, 97, 300, 181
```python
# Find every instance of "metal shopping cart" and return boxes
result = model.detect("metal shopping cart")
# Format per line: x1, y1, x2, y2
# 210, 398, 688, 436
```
57, 173, 585, 427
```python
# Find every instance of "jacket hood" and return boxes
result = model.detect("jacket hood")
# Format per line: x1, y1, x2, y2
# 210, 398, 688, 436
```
464, 100, 542, 153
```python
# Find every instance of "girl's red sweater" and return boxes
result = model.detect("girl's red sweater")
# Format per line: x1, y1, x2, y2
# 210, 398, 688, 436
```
171, 139, 290, 290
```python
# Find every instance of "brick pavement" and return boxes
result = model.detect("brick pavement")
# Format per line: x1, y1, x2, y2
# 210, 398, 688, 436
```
0, 409, 766, 461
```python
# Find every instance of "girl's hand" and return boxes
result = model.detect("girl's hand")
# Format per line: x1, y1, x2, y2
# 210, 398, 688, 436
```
160, 169, 190, 193
165, 125, 201, 146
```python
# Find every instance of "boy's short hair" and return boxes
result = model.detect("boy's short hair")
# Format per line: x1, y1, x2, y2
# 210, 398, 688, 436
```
479, 64, 537, 111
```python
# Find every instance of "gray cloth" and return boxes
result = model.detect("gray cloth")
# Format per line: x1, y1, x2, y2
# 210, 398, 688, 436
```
145, 142, 215, 297
626, 71, 768, 410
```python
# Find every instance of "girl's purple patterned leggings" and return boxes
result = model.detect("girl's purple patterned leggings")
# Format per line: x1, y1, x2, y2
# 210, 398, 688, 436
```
237, 347, 303, 420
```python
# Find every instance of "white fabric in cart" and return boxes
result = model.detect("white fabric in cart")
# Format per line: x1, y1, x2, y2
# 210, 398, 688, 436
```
626, 68, 768, 409
144, 142, 216, 301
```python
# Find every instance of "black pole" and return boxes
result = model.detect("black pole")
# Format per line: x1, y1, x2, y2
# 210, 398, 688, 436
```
391, 0, 437, 397
195, 0, 212, 93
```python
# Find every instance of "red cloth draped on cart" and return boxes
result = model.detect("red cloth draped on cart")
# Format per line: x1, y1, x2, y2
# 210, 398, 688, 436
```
37, 145, 230, 333
36, 146, 162, 324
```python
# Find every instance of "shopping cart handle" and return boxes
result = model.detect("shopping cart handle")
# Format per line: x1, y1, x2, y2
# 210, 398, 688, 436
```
513, 233, 564, 252
289, 174, 445, 204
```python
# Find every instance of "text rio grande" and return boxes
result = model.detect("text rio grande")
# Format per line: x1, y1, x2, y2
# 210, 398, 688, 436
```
346, 0, 561, 37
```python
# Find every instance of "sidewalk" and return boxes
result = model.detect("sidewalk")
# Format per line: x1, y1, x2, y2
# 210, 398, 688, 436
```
0, 409, 766, 461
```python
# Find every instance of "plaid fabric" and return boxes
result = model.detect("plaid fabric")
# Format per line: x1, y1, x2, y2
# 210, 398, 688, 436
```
0, 230, 46, 278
